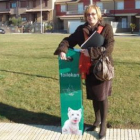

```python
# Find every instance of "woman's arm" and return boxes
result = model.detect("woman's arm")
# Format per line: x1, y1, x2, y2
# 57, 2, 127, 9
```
54, 26, 83, 55
88, 24, 115, 60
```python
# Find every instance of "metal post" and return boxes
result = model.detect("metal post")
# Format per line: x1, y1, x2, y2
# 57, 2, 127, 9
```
90, 0, 93, 5
40, 0, 42, 33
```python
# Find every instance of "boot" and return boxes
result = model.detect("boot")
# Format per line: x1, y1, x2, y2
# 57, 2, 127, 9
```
99, 99, 108, 139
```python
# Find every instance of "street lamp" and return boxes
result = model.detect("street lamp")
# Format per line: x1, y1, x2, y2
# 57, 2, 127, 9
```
40, 0, 42, 33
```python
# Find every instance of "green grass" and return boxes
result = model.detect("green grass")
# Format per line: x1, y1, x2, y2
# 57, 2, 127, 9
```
0, 34, 140, 128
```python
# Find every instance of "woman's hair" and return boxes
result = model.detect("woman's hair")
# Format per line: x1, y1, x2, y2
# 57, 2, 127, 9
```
84, 4, 102, 22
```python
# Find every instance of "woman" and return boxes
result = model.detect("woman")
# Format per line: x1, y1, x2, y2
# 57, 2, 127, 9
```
54, 4, 114, 139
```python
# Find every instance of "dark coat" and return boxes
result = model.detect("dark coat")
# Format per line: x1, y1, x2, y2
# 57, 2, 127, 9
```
54, 22, 115, 101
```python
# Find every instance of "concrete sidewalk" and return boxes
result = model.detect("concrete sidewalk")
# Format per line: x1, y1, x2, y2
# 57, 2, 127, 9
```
0, 123, 140, 140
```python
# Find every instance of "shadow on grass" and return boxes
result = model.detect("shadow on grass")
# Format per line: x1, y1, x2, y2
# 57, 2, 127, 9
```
0, 102, 61, 126
0, 69, 58, 80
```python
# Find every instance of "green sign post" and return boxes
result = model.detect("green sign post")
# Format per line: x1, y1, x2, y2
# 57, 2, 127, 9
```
58, 49, 84, 135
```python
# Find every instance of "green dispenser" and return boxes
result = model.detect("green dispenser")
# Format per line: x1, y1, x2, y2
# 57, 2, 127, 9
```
58, 49, 84, 135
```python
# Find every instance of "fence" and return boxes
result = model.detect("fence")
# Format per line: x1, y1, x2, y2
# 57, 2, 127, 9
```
0, 22, 47, 33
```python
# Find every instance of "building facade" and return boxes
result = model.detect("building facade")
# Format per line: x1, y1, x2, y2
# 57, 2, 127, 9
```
0, 0, 140, 33
55, 0, 140, 33
0, 0, 54, 24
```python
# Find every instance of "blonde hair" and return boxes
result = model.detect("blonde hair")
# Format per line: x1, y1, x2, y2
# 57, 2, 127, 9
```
84, 4, 102, 22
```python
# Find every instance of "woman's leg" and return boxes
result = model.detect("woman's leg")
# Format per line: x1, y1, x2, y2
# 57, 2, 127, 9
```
86, 100, 101, 131
99, 98, 108, 138
92, 100, 101, 126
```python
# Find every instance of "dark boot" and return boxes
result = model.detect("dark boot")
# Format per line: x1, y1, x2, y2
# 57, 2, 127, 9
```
86, 100, 101, 131
99, 99, 108, 139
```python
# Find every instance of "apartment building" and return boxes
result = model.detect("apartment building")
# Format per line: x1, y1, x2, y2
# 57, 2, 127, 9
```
0, 0, 140, 33
0, 0, 54, 24
55, 0, 140, 33
110, 0, 140, 33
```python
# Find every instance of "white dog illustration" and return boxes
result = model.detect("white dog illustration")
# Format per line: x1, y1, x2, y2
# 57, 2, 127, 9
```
62, 107, 82, 135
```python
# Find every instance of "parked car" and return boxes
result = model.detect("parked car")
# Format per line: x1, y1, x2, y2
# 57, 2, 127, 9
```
0, 28, 5, 34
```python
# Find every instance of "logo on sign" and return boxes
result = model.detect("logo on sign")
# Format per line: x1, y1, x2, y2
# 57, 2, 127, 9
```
63, 85, 78, 96
60, 73, 80, 78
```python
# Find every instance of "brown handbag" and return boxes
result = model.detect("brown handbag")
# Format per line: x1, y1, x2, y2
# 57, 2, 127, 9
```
93, 53, 114, 81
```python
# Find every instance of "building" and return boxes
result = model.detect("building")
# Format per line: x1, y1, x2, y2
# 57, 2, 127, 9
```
0, 0, 54, 24
54, 0, 140, 33
0, 0, 140, 33
109, 0, 140, 33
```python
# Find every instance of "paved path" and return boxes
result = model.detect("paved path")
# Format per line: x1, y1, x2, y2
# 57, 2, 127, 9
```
114, 32, 140, 36
0, 123, 140, 140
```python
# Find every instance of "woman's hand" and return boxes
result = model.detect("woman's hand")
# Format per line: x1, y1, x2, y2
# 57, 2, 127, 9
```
60, 52, 67, 60
80, 49, 90, 57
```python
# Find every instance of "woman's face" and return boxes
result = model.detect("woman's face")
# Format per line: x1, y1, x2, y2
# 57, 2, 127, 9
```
86, 8, 98, 26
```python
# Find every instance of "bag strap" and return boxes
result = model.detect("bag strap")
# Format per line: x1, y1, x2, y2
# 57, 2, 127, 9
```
97, 26, 104, 34
83, 31, 88, 41
97, 26, 105, 57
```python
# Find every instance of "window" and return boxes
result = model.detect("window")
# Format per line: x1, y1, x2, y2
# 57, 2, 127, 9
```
122, 18, 127, 28
135, 1, 140, 9
10, 2, 17, 8
96, 2, 103, 10
20, 1, 27, 8
61, 5, 66, 12
21, 14, 28, 21
33, 1, 36, 8
22, 17, 27, 21
78, 3, 84, 14
117, 2, 124, 10
43, 13, 48, 20
6, 2, 9, 9
44, 0, 48, 7
0, 15, 2, 21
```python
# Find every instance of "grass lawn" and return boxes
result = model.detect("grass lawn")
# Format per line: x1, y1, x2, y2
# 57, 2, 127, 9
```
0, 34, 140, 128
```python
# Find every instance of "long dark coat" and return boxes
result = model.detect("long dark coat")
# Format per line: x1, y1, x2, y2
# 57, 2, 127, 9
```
54, 22, 115, 101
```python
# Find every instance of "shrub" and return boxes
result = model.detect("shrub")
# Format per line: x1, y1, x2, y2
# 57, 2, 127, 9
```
9, 17, 22, 27
130, 23, 136, 33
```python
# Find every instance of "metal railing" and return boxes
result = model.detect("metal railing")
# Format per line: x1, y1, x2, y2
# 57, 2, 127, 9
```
101, 9, 110, 14
66, 10, 84, 15
66, 9, 110, 15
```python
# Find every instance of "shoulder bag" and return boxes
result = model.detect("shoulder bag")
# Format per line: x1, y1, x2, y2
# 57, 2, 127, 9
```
93, 52, 114, 81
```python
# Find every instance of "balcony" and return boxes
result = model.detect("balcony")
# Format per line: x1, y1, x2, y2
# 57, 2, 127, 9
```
10, 8, 17, 15
66, 10, 84, 15
110, 9, 140, 14
101, 9, 110, 14
65, 9, 110, 15
26, 7, 51, 13
0, 9, 10, 14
